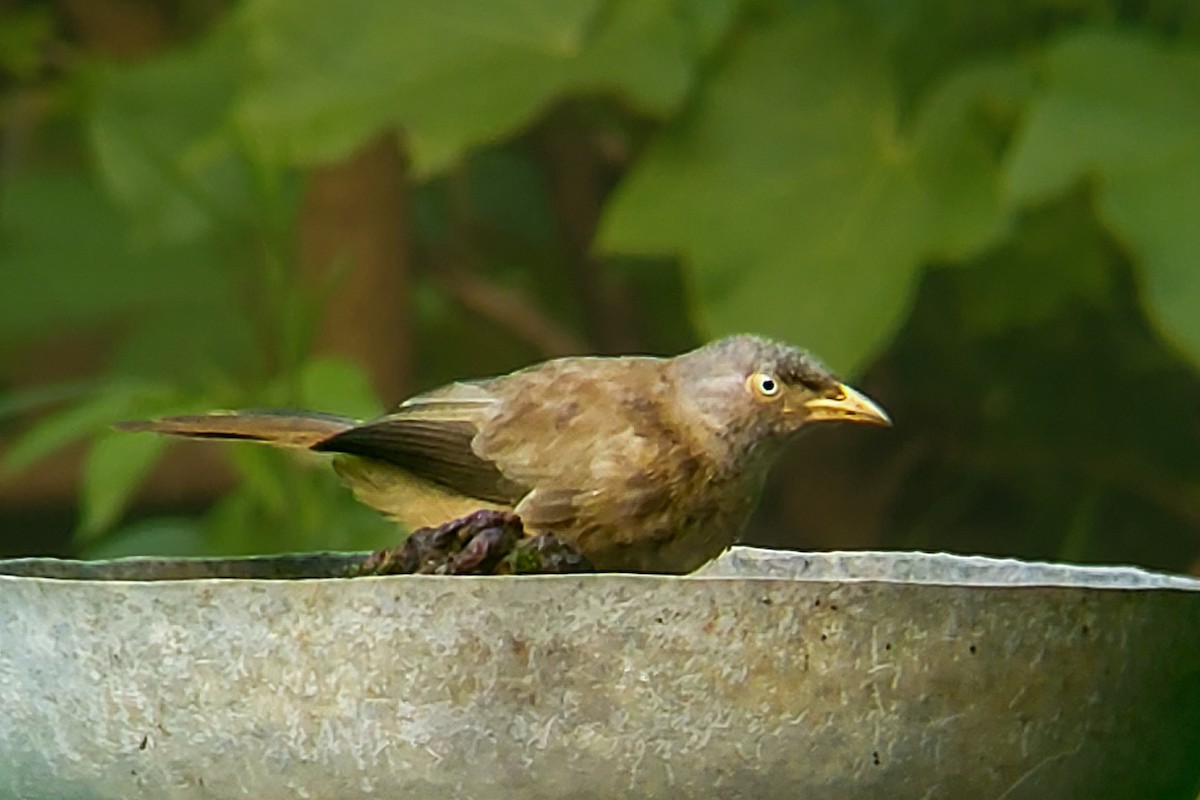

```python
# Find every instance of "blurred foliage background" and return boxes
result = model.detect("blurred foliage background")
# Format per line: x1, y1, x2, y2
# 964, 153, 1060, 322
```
2, 0, 1200, 571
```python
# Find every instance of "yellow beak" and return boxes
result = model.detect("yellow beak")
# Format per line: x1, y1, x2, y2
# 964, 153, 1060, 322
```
802, 383, 891, 427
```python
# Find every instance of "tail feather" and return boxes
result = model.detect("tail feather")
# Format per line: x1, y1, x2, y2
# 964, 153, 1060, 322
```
115, 410, 357, 449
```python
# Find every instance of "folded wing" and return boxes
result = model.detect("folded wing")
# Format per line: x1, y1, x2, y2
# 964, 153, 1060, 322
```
312, 383, 528, 506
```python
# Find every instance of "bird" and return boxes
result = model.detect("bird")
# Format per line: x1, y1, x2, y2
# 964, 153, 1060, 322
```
118, 335, 890, 573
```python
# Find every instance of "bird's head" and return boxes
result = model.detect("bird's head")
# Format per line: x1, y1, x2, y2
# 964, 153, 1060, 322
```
670, 335, 890, 457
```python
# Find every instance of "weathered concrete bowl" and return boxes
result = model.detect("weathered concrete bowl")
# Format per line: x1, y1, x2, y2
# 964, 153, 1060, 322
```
0, 547, 1197, 800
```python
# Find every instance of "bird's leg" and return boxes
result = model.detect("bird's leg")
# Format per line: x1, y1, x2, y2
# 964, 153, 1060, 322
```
353, 509, 592, 576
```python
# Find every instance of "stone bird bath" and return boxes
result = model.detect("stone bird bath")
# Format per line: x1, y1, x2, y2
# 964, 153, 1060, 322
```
0, 547, 1197, 799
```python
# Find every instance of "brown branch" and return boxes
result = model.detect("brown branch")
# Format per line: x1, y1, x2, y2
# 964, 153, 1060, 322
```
432, 152, 587, 359
430, 266, 586, 359
299, 131, 414, 403
60, 0, 170, 59
536, 101, 641, 353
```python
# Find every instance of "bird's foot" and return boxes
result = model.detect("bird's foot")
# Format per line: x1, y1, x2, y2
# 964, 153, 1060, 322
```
354, 510, 592, 576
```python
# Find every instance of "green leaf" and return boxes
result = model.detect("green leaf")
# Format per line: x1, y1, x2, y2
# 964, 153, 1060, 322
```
82, 517, 211, 560
600, 5, 1009, 372
203, 487, 270, 556
236, 0, 736, 174
78, 430, 171, 539
909, 59, 1029, 258
952, 192, 1117, 336
1007, 31, 1200, 204
2, 382, 167, 476
0, 380, 107, 422
223, 444, 291, 515
87, 22, 257, 243
466, 149, 557, 245
0, 170, 230, 343
1007, 30, 1200, 363
297, 356, 382, 419
0, 7, 54, 79
1102, 155, 1200, 360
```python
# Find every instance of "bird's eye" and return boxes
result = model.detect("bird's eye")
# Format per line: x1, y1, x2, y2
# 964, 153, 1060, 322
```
747, 372, 782, 400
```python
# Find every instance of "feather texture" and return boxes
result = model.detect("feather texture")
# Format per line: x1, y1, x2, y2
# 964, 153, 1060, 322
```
116, 336, 887, 573
313, 416, 525, 505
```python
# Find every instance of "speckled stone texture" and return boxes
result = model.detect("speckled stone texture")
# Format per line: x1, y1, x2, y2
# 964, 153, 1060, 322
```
0, 547, 1198, 800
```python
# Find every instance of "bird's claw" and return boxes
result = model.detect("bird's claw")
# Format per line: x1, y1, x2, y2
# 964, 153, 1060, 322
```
354, 510, 593, 576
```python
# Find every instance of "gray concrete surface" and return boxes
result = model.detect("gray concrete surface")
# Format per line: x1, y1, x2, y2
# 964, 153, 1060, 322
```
0, 547, 1197, 799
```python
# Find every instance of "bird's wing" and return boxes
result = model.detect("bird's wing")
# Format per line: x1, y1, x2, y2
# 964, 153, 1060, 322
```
315, 358, 699, 533
473, 357, 697, 533
312, 382, 528, 505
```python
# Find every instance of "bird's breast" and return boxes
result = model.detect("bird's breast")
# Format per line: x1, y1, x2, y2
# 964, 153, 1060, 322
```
573, 449, 767, 573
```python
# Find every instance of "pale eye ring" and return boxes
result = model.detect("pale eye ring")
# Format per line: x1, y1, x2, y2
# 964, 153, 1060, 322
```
747, 372, 781, 399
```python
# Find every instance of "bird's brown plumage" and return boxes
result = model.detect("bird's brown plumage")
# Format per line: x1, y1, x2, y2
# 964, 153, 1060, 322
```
118, 335, 889, 572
